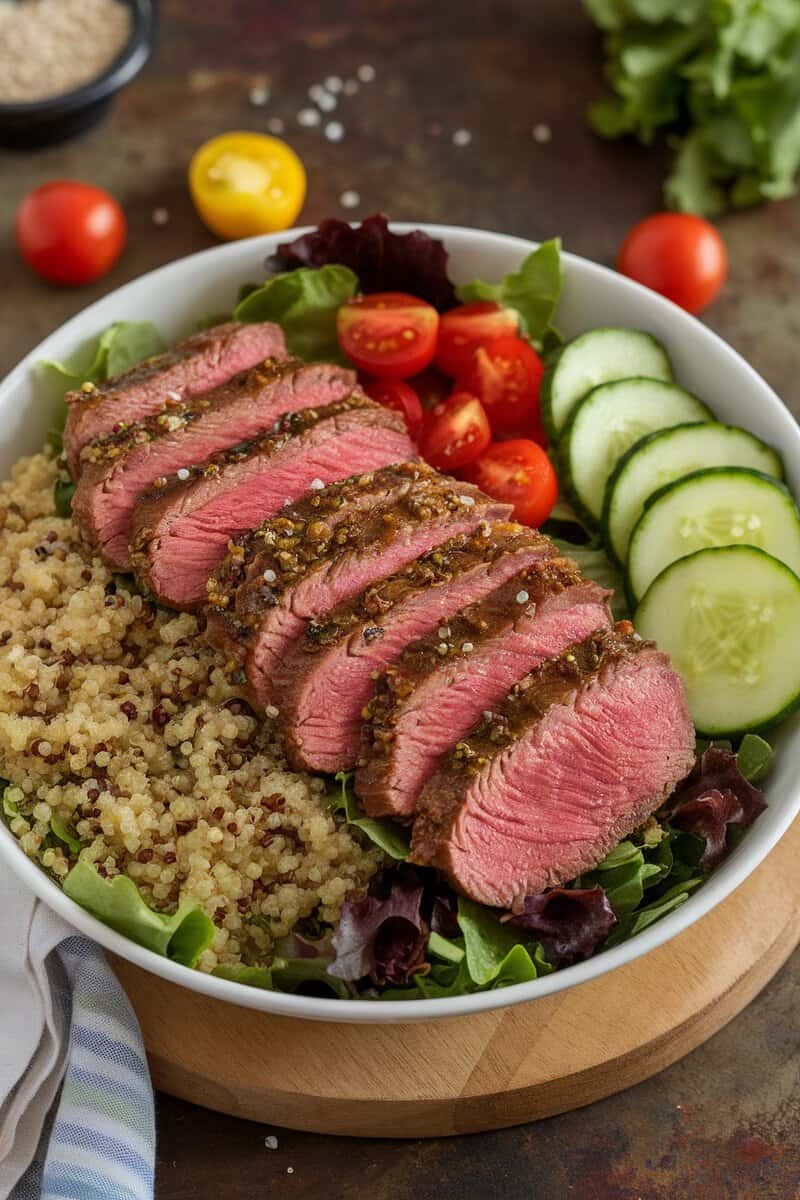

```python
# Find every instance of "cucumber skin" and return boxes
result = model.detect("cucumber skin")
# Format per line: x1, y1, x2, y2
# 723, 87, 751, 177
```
600, 423, 785, 568
540, 328, 673, 444
634, 545, 800, 738
624, 465, 800, 608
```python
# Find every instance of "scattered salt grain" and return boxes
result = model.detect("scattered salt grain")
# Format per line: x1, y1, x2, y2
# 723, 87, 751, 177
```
297, 107, 320, 127
483, 710, 493, 720
461, 642, 474, 653
339, 189, 360, 209
263, 569, 277, 583
452, 128, 472, 147
516, 590, 529, 604
532, 123, 552, 143
249, 84, 270, 107
317, 91, 337, 112
267, 116, 285, 134
265, 705, 279, 719
287, 1167, 294, 1175
343, 78, 359, 96
459, 494, 475, 506
152, 207, 170, 226
309, 478, 325, 490
357, 64, 376, 83
166, 390, 182, 402
265, 1135, 278, 1150
176, 468, 190, 481
308, 83, 326, 103
324, 121, 345, 142
437, 627, 450, 639
325, 75, 343, 93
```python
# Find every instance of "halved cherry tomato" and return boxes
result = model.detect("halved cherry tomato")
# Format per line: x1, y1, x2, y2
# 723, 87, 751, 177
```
459, 335, 544, 436
15, 181, 126, 286
435, 301, 519, 378
617, 212, 727, 315
463, 439, 557, 527
337, 292, 439, 379
363, 378, 423, 437
417, 392, 491, 471
189, 132, 306, 240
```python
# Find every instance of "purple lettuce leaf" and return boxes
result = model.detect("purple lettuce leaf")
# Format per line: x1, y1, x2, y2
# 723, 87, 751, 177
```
329, 872, 427, 985
270, 213, 458, 311
666, 747, 767, 868
507, 887, 617, 963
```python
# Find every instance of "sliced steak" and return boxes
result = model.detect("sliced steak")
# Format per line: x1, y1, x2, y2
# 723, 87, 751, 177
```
64, 321, 286, 474
204, 473, 511, 711
277, 523, 555, 774
130, 395, 415, 609
357, 559, 613, 818
71, 359, 357, 571
410, 624, 695, 910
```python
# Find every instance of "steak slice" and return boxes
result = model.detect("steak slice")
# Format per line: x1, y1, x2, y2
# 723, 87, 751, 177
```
357, 559, 613, 818
277, 523, 555, 774
64, 321, 286, 474
410, 624, 695, 910
204, 473, 511, 711
71, 359, 357, 571
129, 395, 415, 609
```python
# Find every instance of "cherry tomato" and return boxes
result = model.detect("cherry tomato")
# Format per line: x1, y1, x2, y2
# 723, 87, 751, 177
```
417, 392, 491, 471
459, 335, 544, 436
407, 366, 451, 412
189, 132, 306, 240
337, 292, 439, 379
617, 212, 727, 315
15, 181, 126, 286
463, 439, 558, 527
435, 301, 519, 378
363, 378, 423, 437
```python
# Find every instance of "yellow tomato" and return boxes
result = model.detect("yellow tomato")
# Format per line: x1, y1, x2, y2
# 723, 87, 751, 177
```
189, 132, 306, 241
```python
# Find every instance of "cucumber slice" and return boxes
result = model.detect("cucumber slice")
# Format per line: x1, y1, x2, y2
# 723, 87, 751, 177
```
635, 546, 800, 735
603, 423, 784, 566
541, 328, 672, 441
627, 467, 800, 603
560, 379, 711, 526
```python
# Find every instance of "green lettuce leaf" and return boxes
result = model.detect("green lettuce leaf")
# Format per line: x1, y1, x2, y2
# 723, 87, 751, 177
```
457, 897, 552, 985
53, 477, 76, 518
63, 859, 214, 967
549, 535, 630, 620
50, 815, 81, 854
736, 733, 774, 785
212, 957, 355, 999
330, 771, 410, 860
234, 265, 358, 362
455, 239, 563, 349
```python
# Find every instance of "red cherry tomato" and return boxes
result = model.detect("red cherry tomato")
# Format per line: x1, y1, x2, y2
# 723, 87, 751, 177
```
417, 392, 491, 471
337, 292, 439, 379
407, 366, 451, 412
617, 212, 727, 315
459, 335, 544, 436
435, 301, 519, 378
15, 181, 126, 286
463, 439, 558, 527
363, 378, 423, 437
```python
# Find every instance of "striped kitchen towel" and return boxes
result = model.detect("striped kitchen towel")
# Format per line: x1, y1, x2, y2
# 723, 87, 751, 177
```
1, 876, 155, 1200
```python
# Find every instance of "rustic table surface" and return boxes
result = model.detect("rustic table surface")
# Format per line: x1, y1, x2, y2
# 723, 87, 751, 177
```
1, 2, 798, 1197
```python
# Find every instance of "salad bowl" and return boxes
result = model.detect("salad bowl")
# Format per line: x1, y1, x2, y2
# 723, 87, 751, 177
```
0, 223, 798, 1023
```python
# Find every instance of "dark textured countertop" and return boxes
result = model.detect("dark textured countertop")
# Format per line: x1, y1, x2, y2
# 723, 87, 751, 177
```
1, 2, 798, 1197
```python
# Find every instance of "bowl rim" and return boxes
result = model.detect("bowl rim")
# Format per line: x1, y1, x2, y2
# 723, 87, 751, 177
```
0, 0, 154, 117
1, 221, 798, 1024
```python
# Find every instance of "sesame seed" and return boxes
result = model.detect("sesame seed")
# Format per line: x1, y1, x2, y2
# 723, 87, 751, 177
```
267, 116, 285, 134
325, 75, 343, 93
452, 128, 472, 147
297, 107, 320, 127
343, 78, 359, 96
324, 120, 345, 142
462, 642, 474, 653
265, 1135, 279, 1149
317, 91, 337, 112
152, 207, 170, 226
309, 478, 325, 490
532, 122, 552, 143
249, 84, 270, 106
263, 569, 277, 583
357, 64, 376, 82
265, 705, 279, 719
176, 468, 190, 481
339, 189, 360, 209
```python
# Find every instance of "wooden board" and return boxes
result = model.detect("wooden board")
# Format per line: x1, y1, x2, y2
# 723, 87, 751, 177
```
111, 816, 800, 1138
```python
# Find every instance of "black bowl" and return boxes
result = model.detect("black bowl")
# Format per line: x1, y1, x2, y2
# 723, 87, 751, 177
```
0, 0, 155, 150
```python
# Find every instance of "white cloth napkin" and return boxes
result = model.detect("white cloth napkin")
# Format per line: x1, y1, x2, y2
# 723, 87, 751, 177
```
0, 872, 155, 1200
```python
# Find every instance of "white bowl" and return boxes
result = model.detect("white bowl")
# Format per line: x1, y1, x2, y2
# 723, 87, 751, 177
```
1, 225, 798, 1023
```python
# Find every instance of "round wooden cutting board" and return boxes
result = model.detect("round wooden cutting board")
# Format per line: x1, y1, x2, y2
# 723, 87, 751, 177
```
111, 816, 800, 1138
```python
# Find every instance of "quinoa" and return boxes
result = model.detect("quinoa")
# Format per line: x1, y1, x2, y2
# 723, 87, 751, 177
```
0, 453, 379, 973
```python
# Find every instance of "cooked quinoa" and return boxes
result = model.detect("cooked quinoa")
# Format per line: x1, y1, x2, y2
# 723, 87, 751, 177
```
0, 452, 379, 973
